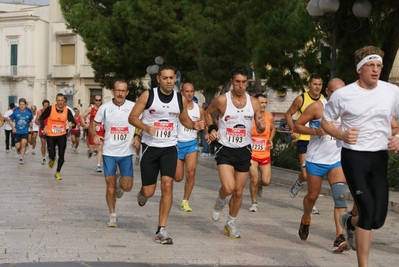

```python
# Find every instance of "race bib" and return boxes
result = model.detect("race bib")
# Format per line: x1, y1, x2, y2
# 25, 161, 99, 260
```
225, 127, 246, 144
52, 124, 65, 134
154, 121, 174, 139
251, 137, 266, 151
110, 126, 129, 141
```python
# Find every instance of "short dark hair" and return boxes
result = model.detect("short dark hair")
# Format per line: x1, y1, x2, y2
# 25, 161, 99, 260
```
230, 66, 249, 80
112, 78, 128, 89
19, 98, 27, 104
254, 94, 267, 99
56, 93, 65, 98
9, 103, 15, 109
42, 99, 50, 106
158, 64, 176, 76
308, 74, 322, 83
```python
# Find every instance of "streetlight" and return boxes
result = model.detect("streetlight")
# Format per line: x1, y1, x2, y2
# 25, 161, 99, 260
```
307, 0, 372, 79
146, 56, 164, 88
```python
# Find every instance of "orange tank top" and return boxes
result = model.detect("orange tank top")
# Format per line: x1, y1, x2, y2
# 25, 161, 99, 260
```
46, 105, 68, 137
251, 112, 271, 158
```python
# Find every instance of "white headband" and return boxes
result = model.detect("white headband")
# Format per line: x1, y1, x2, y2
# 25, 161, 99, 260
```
356, 54, 383, 71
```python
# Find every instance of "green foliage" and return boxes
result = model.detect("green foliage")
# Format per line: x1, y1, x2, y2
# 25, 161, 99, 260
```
387, 152, 399, 190
271, 132, 300, 171
60, 0, 320, 102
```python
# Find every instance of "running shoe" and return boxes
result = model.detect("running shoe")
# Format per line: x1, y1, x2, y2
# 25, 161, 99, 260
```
298, 220, 310, 241
155, 227, 173, 244
25, 149, 29, 155
340, 212, 356, 251
211, 197, 226, 221
87, 150, 93, 159
6, 150, 9, 153
333, 234, 350, 253
74, 148, 78, 154
41, 158, 46, 165
108, 214, 117, 227
48, 159, 55, 169
137, 190, 148, 207
54, 172, 62, 180
19, 158, 24, 165
249, 203, 258, 212
93, 149, 98, 155
181, 200, 192, 212
289, 179, 303, 198
311, 206, 320, 215
11, 147, 15, 151
115, 176, 124, 199
257, 181, 263, 198
135, 156, 140, 166
70, 143, 74, 149
31, 150, 35, 155
95, 165, 102, 173
223, 220, 241, 238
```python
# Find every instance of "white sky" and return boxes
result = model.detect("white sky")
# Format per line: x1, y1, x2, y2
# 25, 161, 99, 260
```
0, 0, 49, 5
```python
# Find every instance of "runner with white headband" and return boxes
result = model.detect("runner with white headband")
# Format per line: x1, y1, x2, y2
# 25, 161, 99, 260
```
321, 45, 399, 267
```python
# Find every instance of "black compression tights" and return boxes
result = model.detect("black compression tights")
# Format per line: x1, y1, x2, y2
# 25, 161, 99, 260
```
47, 135, 67, 172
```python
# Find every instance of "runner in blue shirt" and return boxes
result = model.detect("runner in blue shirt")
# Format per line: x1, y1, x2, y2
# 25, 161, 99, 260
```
6, 98, 33, 164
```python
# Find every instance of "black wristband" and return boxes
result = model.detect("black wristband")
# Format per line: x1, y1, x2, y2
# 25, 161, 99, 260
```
134, 134, 141, 139
208, 124, 218, 134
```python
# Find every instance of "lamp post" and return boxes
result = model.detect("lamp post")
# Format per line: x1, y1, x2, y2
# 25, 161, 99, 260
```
307, 0, 372, 79
146, 56, 164, 89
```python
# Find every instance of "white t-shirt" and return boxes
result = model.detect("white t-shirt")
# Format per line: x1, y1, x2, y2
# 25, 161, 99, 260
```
323, 80, 399, 151
177, 102, 200, 142
306, 99, 341, 164
3, 109, 13, 131
94, 100, 136, 157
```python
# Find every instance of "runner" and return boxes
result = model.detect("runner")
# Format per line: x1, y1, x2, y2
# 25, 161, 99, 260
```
39, 93, 75, 180
128, 64, 204, 244
35, 100, 50, 165
90, 79, 138, 227
175, 83, 204, 212
70, 107, 82, 154
6, 98, 33, 164
82, 96, 104, 172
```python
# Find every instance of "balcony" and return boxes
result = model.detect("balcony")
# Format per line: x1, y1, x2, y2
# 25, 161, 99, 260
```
0, 65, 35, 77
52, 22, 74, 35
52, 65, 76, 78
80, 64, 95, 78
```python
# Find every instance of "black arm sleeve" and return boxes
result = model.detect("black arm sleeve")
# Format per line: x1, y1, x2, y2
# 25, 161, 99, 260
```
39, 106, 52, 129
67, 110, 76, 128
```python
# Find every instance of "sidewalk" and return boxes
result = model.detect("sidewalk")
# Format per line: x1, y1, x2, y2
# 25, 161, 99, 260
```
0, 135, 398, 266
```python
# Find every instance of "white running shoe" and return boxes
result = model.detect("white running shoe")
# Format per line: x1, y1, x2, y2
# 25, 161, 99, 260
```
289, 179, 303, 198
107, 214, 117, 227
211, 197, 226, 221
249, 203, 258, 212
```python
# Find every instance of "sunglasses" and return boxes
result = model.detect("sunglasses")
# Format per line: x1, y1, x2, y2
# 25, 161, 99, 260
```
94, 99, 102, 102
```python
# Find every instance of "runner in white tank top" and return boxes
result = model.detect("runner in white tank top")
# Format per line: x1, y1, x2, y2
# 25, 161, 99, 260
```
294, 78, 350, 252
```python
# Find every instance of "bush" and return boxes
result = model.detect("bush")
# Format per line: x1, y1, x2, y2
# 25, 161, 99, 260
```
387, 152, 399, 190
271, 141, 399, 190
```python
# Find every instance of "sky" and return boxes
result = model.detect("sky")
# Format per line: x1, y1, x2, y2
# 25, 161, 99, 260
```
0, 0, 49, 5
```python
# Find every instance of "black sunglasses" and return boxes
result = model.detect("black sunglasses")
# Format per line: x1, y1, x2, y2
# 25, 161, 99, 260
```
94, 99, 102, 101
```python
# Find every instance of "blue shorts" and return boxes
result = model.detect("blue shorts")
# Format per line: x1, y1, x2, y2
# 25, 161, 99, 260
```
103, 155, 133, 178
14, 133, 28, 143
306, 161, 341, 177
177, 139, 199, 160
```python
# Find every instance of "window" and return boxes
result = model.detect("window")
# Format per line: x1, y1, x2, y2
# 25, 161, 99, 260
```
61, 44, 75, 65
10, 44, 18, 76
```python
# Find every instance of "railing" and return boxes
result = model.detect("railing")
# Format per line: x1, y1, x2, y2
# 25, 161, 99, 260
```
52, 65, 76, 78
0, 65, 35, 77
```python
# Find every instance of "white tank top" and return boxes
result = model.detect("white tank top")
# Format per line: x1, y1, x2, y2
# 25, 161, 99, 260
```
306, 98, 341, 164
141, 88, 180, 147
32, 114, 39, 131
218, 91, 254, 148
177, 102, 200, 142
